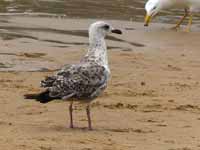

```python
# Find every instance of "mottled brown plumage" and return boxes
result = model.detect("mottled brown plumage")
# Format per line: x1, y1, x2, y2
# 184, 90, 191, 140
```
24, 21, 122, 130
41, 62, 109, 101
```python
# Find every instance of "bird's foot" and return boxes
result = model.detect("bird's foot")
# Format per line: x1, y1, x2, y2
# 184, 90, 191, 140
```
88, 127, 93, 130
170, 26, 180, 31
69, 124, 74, 128
185, 27, 191, 32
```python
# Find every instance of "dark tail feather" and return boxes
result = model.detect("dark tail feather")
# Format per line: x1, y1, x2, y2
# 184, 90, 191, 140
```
24, 90, 58, 103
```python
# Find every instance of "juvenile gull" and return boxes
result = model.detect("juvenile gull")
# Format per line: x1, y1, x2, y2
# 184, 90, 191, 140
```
144, 0, 200, 31
24, 21, 122, 130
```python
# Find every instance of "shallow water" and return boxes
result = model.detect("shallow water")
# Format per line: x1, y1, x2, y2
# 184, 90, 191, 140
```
0, 0, 199, 24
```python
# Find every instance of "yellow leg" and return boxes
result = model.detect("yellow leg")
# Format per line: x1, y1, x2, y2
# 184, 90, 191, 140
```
185, 14, 193, 32
32, 0, 40, 7
172, 8, 188, 30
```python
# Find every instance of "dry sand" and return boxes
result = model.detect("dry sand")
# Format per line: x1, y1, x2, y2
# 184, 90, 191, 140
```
0, 17, 200, 150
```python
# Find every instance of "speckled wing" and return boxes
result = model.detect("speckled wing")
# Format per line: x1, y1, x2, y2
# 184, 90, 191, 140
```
41, 64, 72, 88
41, 63, 109, 100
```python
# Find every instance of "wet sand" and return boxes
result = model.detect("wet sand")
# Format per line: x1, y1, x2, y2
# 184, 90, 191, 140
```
1, 0, 200, 24
1, 17, 200, 150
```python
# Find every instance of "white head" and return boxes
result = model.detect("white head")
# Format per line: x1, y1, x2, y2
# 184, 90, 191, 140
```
144, 0, 170, 26
89, 21, 122, 45
85, 21, 122, 69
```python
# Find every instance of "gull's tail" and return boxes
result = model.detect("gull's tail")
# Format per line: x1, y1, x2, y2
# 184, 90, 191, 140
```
24, 90, 59, 103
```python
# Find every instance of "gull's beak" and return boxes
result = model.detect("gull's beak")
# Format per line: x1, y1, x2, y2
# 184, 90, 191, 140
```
111, 29, 122, 34
144, 14, 152, 26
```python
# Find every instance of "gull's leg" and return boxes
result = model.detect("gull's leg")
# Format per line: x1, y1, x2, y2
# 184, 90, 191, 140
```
185, 13, 193, 32
32, 0, 40, 7
172, 8, 188, 30
69, 101, 74, 128
86, 104, 92, 130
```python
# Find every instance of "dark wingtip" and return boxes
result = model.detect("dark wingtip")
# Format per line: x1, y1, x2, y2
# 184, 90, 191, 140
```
24, 93, 38, 99
111, 29, 122, 34
24, 90, 56, 103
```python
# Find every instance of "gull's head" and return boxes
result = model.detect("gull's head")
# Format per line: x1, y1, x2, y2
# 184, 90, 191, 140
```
144, 0, 161, 26
89, 21, 122, 40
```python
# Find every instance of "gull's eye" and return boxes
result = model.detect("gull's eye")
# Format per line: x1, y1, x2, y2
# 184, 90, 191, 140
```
152, 6, 157, 10
103, 25, 110, 30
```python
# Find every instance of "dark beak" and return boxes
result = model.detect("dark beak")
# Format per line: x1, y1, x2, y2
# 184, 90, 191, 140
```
111, 29, 122, 34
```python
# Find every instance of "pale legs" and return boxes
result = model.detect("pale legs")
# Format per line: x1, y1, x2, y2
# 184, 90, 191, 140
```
69, 102, 92, 130
32, 0, 40, 7
69, 101, 74, 128
86, 104, 92, 130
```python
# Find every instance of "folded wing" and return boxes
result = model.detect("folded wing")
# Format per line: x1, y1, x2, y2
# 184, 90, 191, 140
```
41, 63, 109, 100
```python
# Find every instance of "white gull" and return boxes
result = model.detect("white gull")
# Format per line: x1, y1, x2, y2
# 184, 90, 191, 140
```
144, 0, 200, 31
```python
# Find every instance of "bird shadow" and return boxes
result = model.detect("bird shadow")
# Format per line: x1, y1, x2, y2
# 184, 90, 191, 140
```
52, 125, 92, 132
34, 124, 153, 134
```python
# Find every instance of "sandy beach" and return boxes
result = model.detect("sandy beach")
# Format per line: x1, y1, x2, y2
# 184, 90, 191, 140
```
0, 13, 200, 150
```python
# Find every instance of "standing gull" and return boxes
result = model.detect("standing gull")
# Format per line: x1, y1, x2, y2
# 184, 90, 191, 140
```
24, 21, 122, 130
144, 0, 200, 31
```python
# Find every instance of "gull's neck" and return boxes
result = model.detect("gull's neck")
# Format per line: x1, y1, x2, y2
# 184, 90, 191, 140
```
83, 32, 109, 71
